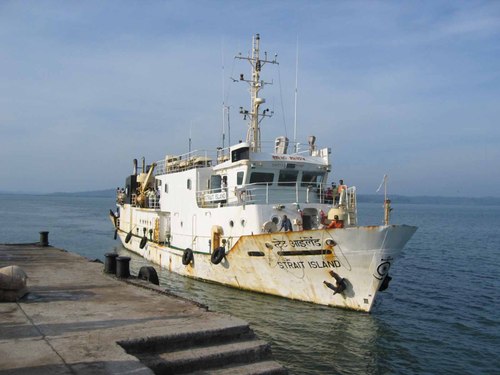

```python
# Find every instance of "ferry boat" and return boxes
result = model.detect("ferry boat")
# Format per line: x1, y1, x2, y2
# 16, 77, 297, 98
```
110, 34, 417, 312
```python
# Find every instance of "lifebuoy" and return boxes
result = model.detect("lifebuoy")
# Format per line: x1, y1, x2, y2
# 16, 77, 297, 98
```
182, 248, 194, 265
125, 231, 132, 243
138, 266, 159, 285
139, 236, 148, 249
211, 246, 225, 264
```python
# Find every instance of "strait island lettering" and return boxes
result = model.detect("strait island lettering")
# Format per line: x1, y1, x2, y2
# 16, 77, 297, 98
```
278, 259, 341, 270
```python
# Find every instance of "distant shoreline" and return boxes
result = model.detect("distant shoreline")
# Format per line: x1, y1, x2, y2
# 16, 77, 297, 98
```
1, 189, 499, 206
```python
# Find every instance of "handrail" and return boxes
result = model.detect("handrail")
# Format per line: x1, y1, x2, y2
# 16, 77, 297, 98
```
154, 149, 214, 175
196, 181, 339, 208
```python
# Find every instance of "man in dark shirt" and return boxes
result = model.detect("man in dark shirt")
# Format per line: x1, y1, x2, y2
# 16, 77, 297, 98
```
280, 215, 293, 232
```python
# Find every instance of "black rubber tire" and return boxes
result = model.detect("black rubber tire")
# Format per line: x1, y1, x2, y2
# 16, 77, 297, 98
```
109, 209, 117, 227
379, 274, 392, 291
138, 266, 159, 285
139, 236, 148, 249
211, 247, 225, 265
182, 248, 194, 265
125, 231, 132, 243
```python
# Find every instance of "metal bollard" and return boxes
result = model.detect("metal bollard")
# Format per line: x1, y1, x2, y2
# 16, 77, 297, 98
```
116, 256, 131, 278
104, 253, 119, 274
39, 231, 49, 247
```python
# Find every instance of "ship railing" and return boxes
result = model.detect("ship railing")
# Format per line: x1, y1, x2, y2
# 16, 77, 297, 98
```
147, 195, 161, 210
259, 139, 330, 159
241, 182, 327, 205
197, 182, 336, 208
154, 150, 215, 175
130, 193, 161, 210
337, 186, 357, 225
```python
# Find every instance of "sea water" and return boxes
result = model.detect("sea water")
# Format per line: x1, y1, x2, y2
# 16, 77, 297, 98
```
0, 194, 499, 374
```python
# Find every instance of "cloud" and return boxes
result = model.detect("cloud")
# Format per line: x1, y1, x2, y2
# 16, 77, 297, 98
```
0, 1, 499, 195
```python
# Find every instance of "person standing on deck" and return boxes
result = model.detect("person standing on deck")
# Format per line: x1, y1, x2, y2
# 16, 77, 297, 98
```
280, 215, 293, 232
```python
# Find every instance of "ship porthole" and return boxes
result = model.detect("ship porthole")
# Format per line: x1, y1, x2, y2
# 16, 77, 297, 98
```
229, 220, 234, 227
241, 219, 246, 227
325, 239, 337, 247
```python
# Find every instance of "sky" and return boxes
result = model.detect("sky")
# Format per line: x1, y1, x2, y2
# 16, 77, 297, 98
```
1, 0, 499, 197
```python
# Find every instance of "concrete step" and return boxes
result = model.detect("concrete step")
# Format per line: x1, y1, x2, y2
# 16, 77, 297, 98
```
142, 338, 273, 374
195, 360, 288, 374
121, 324, 255, 354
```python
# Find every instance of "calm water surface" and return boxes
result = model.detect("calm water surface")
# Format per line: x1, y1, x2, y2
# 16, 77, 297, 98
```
1, 194, 499, 374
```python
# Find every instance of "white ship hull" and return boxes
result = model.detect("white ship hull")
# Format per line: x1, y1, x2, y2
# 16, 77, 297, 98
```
113, 210, 416, 312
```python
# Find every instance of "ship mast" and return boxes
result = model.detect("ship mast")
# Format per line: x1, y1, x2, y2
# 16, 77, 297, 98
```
235, 34, 278, 152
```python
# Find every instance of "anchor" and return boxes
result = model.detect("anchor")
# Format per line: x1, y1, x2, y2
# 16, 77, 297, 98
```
323, 270, 347, 295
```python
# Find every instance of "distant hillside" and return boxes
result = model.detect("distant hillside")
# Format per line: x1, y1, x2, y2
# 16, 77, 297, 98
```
2, 189, 499, 205
358, 194, 500, 206
47, 189, 116, 198
48, 191, 500, 205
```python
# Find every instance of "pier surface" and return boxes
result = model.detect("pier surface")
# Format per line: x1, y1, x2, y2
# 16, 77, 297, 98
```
0, 243, 286, 374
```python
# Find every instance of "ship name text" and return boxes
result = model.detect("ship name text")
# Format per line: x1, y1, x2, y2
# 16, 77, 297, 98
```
272, 237, 322, 249
278, 259, 341, 270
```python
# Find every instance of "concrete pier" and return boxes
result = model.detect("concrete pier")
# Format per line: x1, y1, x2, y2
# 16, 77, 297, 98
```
0, 243, 286, 374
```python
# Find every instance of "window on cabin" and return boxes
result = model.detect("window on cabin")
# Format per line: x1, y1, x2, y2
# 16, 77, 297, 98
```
301, 172, 325, 187
164, 183, 168, 193
237, 171, 244, 185
278, 170, 299, 187
187, 179, 192, 190
249, 172, 274, 185
231, 147, 249, 162
210, 175, 221, 191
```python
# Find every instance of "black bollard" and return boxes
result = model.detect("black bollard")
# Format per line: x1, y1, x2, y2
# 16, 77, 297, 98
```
116, 256, 131, 278
104, 253, 119, 274
39, 231, 49, 247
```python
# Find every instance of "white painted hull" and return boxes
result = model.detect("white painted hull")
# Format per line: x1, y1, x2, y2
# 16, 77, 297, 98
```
114, 219, 416, 312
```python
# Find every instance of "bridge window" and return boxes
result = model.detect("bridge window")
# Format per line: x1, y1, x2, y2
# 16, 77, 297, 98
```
231, 147, 249, 162
237, 171, 244, 185
249, 172, 274, 185
301, 172, 325, 187
278, 170, 298, 186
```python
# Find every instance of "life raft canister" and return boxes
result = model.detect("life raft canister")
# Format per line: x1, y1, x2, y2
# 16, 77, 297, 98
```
211, 246, 225, 264
182, 248, 194, 265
